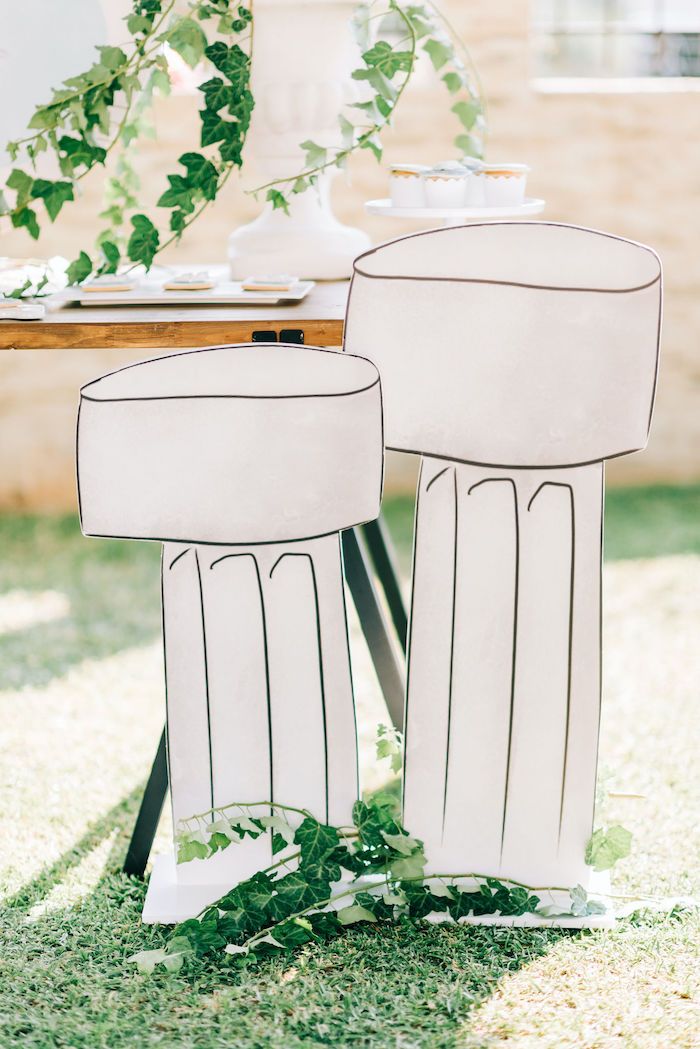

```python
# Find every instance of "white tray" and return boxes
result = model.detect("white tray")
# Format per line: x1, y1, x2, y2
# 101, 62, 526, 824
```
365, 197, 545, 220
66, 279, 315, 308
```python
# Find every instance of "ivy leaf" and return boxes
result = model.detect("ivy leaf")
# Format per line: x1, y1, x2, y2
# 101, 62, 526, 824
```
454, 133, 481, 157
100, 240, 120, 273
127, 213, 160, 268
352, 67, 397, 101
164, 18, 207, 68
299, 139, 327, 169
350, 98, 385, 123
127, 13, 152, 34
97, 45, 128, 73
58, 135, 107, 174
361, 40, 413, 78
442, 71, 464, 93
227, 814, 264, 838
376, 724, 403, 773
260, 814, 295, 846
266, 189, 289, 215
585, 825, 632, 872
390, 851, 425, 880
199, 77, 236, 114
380, 831, 420, 857
271, 832, 288, 855
6, 168, 34, 206
353, 891, 395, 921
405, 11, 434, 39
204, 42, 250, 88
200, 108, 232, 148
217, 871, 275, 926
179, 153, 219, 199
11, 207, 40, 240
266, 872, 330, 923
294, 817, 340, 868
338, 114, 355, 151
66, 251, 93, 285
177, 838, 209, 863
272, 917, 316, 948
570, 883, 607, 916
451, 100, 480, 131
336, 904, 377, 926
30, 179, 74, 222
4, 278, 32, 300
129, 947, 170, 973
358, 132, 383, 163
423, 38, 452, 71
157, 174, 196, 213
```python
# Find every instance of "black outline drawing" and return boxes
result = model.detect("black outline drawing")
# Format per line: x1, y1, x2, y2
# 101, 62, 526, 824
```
441, 468, 458, 839
76, 341, 383, 913
209, 551, 273, 816
343, 222, 663, 471
466, 477, 520, 858
76, 342, 385, 547
527, 481, 575, 845
270, 552, 330, 824
344, 222, 662, 899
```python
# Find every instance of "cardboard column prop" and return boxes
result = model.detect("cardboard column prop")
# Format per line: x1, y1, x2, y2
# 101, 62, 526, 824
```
345, 223, 662, 919
77, 343, 384, 923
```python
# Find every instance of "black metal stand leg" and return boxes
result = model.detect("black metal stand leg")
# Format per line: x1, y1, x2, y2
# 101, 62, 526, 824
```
123, 727, 169, 877
343, 527, 406, 732
360, 515, 408, 653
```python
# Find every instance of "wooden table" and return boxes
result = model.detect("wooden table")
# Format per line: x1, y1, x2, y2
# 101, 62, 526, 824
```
0, 279, 348, 350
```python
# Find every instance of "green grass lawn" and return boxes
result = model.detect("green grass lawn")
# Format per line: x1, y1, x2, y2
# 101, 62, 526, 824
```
0, 485, 698, 1048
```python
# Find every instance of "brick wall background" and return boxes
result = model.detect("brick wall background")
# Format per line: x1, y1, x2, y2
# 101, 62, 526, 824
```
1, 0, 698, 508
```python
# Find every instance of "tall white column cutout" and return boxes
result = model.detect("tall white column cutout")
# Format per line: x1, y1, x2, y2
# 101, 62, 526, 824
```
344, 222, 662, 903
77, 343, 384, 922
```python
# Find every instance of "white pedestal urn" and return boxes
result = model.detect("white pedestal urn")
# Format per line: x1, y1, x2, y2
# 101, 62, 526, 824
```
344, 222, 662, 923
229, 0, 372, 280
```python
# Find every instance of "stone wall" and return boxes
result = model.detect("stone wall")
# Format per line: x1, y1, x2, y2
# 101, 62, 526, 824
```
1, 0, 698, 509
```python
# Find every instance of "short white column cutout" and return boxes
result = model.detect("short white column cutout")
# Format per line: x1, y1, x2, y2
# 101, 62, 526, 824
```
77, 343, 384, 922
344, 222, 662, 913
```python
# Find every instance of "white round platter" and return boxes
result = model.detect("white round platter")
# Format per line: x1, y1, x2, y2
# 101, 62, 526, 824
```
365, 197, 545, 221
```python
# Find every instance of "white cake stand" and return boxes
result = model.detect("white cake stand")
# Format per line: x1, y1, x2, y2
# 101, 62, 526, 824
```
365, 197, 545, 227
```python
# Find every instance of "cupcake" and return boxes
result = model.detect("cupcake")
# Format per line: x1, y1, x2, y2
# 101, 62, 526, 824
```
476, 163, 530, 207
423, 161, 469, 209
460, 157, 486, 206
389, 163, 428, 208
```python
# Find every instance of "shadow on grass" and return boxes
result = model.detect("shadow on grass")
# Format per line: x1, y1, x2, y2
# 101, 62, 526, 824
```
0, 513, 161, 690
4, 783, 146, 913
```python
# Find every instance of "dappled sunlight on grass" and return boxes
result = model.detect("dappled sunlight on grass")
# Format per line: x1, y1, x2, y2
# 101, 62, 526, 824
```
26, 831, 118, 923
0, 589, 70, 637
460, 910, 700, 1049
0, 641, 164, 900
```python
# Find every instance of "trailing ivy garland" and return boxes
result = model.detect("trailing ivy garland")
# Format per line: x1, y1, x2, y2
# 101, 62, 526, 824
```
0, 0, 484, 290
130, 733, 633, 975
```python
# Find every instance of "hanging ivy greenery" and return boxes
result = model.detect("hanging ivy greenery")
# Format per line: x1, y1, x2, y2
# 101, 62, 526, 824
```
0, 0, 485, 288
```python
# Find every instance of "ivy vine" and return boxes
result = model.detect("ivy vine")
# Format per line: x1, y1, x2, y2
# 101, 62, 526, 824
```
130, 788, 623, 975
128, 727, 641, 976
0, 0, 484, 289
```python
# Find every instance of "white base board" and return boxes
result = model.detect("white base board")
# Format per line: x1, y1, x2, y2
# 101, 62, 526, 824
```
143, 854, 614, 929
142, 854, 235, 925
